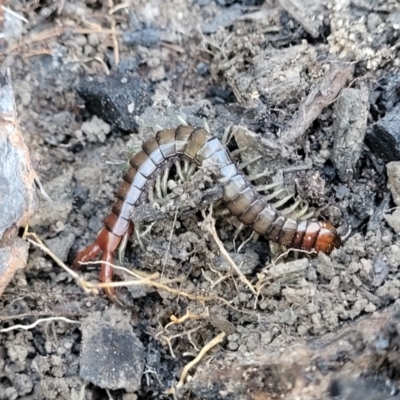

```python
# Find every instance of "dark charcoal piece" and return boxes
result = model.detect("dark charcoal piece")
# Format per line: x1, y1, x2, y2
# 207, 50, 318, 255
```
123, 28, 161, 48
380, 73, 400, 111
366, 104, 400, 163
76, 73, 152, 131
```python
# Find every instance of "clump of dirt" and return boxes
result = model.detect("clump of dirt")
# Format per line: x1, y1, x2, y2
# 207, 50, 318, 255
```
1, 0, 400, 399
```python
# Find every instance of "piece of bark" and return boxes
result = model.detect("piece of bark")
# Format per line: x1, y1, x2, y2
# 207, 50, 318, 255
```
0, 69, 36, 296
190, 308, 398, 400
331, 87, 369, 182
279, 63, 354, 145
279, 0, 323, 38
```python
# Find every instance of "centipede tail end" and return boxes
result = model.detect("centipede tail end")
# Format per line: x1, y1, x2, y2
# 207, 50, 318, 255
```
313, 222, 341, 254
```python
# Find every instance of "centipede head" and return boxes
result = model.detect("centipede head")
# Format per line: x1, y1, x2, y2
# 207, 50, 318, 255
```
314, 222, 342, 254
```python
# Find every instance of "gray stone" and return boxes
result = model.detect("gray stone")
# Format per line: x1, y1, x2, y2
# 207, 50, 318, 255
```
80, 308, 145, 392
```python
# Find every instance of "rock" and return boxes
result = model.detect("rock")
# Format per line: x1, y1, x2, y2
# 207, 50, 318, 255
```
202, 4, 242, 34
80, 115, 111, 143
366, 104, 400, 163
213, 248, 259, 275
76, 73, 152, 131
0, 72, 36, 237
384, 208, 400, 234
387, 161, 400, 206
331, 88, 369, 182
190, 309, 398, 400
269, 258, 309, 280
80, 308, 145, 392
45, 232, 76, 262
0, 238, 29, 297
0, 70, 36, 296
29, 171, 74, 228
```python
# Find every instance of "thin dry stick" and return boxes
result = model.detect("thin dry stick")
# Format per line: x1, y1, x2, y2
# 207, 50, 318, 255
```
0, 317, 80, 333
108, 0, 120, 65
175, 332, 226, 389
6, 26, 120, 54
24, 233, 81, 281
161, 206, 180, 279
201, 208, 257, 295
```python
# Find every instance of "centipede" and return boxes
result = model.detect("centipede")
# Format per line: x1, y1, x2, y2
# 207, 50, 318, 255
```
73, 125, 341, 301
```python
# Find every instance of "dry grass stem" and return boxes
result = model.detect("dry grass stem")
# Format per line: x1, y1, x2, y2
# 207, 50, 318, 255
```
175, 331, 225, 389
201, 207, 257, 295
0, 317, 80, 333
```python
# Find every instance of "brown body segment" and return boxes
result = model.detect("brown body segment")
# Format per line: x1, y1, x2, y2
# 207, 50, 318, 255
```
73, 125, 342, 301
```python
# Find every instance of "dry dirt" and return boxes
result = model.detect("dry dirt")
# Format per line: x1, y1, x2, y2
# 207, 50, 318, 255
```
2, 0, 400, 399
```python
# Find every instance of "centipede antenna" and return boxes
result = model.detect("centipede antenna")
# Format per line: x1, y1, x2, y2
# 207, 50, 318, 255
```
246, 170, 273, 181
229, 147, 248, 159
188, 162, 197, 177
237, 231, 255, 253
280, 198, 302, 215
162, 166, 170, 197
177, 115, 189, 126
252, 233, 259, 242
155, 175, 163, 200
221, 124, 233, 145
183, 159, 190, 178
341, 224, 352, 242
264, 187, 286, 201
202, 118, 210, 132
238, 155, 263, 170
255, 181, 283, 193
271, 193, 295, 209
175, 160, 185, 182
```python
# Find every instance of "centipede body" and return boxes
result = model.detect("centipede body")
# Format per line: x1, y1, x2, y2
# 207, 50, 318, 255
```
109, 126, 339, 251
73, 125, 341, 300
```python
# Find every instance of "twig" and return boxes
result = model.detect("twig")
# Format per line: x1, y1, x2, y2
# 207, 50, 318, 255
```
279, 63, 354, 145
201, 207, 257, 295
175, 332, 225, 389
2, 5, 29, 23
0, 317, 80, 333
162, 205, 180, 279
108, 0, 120, 65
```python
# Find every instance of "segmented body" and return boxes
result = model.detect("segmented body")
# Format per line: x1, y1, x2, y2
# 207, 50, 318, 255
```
74, 125, 341, 300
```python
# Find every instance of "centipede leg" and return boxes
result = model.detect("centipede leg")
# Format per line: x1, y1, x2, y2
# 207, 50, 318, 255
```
221, 125, 233, 145
238, 155, 262, 170
118, 229, 130, 265
162, 166, 170, 197
73, 241, 102, 270
187, 162, 197, 177
202, 118, 210, 133
175, 160, 185, 182
100, 250, 117, 300
155, 175, 162, 199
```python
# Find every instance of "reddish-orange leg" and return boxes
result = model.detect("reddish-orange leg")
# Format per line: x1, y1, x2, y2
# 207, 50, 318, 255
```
73, 222, 134, 301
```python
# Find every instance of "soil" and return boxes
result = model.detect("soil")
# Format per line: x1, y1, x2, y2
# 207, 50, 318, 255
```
1, 0, 400, 399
